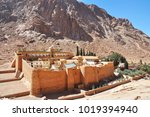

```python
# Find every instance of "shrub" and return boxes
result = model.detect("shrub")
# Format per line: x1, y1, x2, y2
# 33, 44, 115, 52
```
103, 52, 128, 69
76, 46, 79, 56
119, 69, 145, 77
139, 64, 150, 74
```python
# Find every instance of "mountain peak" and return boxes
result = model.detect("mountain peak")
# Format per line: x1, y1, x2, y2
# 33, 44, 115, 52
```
0, 0, 150, 63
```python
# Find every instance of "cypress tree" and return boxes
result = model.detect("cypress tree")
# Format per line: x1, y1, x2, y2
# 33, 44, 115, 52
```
89, 51, 92, 56
83, 48, 85, 56
87, 51, 90, 56
80, 48, 83, 56
86, 51, 88, 56
76, 46, 79, 56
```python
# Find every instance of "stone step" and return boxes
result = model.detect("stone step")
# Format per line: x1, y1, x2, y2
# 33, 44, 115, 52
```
0, 72, 16, 82
0, 68, 16, 74
0, 80, 30, 99
0, 91, 30, 99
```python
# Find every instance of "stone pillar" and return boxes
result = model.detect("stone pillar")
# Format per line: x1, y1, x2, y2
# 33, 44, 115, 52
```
15, 53, 23, 72
30, 70, 41, 96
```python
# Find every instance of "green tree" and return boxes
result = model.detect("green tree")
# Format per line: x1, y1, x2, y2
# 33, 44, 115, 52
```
93, 53, 96, 56
76, 46, 79, 56
85, 51, 96, 56
124, 61, 128, 69
80, 48, 83, 56
86, 51, 89, 56
104, 52, 128, 69
82, 49, 85, 56
89, 51, 92, 56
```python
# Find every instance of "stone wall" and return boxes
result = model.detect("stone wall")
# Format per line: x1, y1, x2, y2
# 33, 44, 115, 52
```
38, 69, 67, 95
22, 60, 114, 96
22, 60, 71, 96
22, 59, 34, 87
80, 66, 99, 87
98, 63, 114, 81
80, 63, 114, 87
66, 68, 81, 90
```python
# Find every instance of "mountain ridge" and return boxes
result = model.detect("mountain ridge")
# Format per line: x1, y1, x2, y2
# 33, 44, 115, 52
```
0, 0, 150, 64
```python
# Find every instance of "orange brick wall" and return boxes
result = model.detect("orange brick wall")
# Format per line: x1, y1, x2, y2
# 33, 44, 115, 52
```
80, 63, 114, 87
31, 70, 41, 96
22, 60, 41, 96
38, 70, 67, 95
80, 66, 99, 86
67, 68, 81, 87
66, 68, 75, 90
98, 63, 114, 81
74, 69, 81, 85
22, 60, 67, 96
22, 60, 114, 96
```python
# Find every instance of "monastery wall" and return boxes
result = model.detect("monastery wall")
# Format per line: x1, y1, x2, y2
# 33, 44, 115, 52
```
80, 63, 114, 87
38, 70, 67, 95
28, 69, 67, 96
22, 59, 114, 96
22, 60, 34, 89
80, 66, 99, 87
74, 69, 81, 85
98, 63, 114, 81
22, 60, 34, 83
66, 68, 81, 90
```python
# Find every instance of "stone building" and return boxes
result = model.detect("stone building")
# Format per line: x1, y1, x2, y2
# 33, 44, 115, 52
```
11, 48, 114, 96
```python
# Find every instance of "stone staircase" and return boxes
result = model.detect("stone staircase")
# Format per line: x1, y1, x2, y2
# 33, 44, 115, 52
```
0, 68, 30, 99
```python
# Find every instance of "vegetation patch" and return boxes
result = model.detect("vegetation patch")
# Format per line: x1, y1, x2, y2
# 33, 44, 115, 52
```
102, 52, 128, 69
138, 64, 150, 74
76, 46, 96, 56
118, 69, 145, 77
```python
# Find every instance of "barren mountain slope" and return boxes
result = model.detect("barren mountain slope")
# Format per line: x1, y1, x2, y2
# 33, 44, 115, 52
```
0, 0, 150, 64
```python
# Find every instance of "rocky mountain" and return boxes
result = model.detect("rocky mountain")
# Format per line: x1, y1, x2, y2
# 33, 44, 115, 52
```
0, 0, 150, 64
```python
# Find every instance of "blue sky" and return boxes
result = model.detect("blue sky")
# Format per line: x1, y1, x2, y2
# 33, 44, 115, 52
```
80, 0, 150, 36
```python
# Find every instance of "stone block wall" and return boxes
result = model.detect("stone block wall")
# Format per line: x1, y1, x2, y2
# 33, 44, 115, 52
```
98, 63, 114, 81
22, 60, 34, 88
80, 66, 99, 87
66, 68, 81, 90
38, 70, 67, 95
22, 60, 114, 96
80, 63, 114, 87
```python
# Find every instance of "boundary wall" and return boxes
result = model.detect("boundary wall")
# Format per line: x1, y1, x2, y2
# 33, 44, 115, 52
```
22, 60, 114, 96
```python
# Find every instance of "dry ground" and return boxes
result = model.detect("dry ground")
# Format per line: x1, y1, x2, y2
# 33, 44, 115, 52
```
0, 37, 150, 66
78, 79, 150, 100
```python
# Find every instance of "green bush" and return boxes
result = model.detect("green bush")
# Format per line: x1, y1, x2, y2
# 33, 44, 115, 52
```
103, 52, 128, 69
118, 69, 145, 77
139, 64, 150, 74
